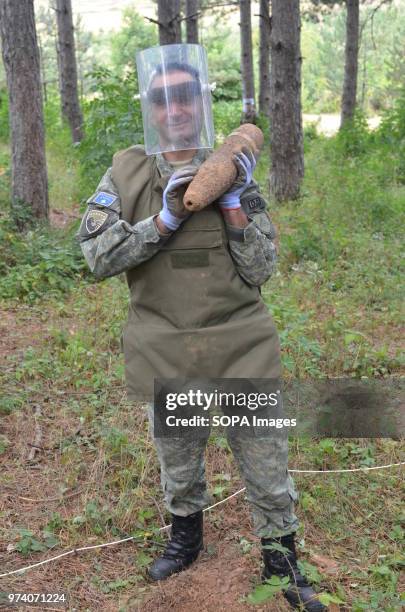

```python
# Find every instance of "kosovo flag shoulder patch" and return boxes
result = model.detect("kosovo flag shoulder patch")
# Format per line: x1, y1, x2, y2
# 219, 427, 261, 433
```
91, 191, 117, 207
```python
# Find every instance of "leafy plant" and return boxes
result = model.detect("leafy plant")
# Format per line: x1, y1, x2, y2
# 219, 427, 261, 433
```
0, 213, 89, 302
246, 575, 291, 604
78, 67, 143, 193
14, 528, 59, 555
335, 110, 371, 158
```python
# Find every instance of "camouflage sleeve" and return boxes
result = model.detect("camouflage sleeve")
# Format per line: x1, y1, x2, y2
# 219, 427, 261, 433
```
77, 167, 169, 279
224, 180, 278, 287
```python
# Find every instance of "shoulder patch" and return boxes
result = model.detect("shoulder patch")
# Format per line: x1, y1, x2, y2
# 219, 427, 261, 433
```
85, 209, 109, 234
91, 191, 117, 207
240, 194, 266, 214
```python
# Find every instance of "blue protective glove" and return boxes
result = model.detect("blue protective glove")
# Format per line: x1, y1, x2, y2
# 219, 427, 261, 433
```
159, 165, 198, 231
217, 149, 257, 211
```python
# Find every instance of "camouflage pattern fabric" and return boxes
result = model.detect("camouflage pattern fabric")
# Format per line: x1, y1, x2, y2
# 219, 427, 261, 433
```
77, 168, 170, 278
146, 403, 299, 538
77, 151, 278, 287
78, 148, 296, 537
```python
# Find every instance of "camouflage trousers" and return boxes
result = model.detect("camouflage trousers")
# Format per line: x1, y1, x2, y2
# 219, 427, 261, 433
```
146, 404, 299, 539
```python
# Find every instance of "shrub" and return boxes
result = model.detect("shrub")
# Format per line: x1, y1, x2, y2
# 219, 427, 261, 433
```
377, 86, 405, 142
77, 67, 143, 193
0, 213, 89, 303
334, 110, 371, 157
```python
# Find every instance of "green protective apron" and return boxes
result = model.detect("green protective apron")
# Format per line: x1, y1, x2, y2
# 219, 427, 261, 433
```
112, 145, 281, 401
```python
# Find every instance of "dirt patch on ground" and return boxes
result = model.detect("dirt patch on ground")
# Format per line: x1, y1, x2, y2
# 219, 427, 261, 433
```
368, 321, 404, 360
0, 375, 296, 612
140, 504, 291, 612
0, 426, 291, 612
49, 207, 80, 229
0, 307, 49, 363
0, 301, 401, 611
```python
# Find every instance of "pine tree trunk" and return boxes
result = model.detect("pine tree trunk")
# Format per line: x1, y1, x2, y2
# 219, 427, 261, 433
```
0, 0, 49, 227
55, 0, 83, 142
269, 0, 303, 202
186, 0, 199, 44
258, 0, 271, 118
157, 0, 182, 45
240, 0, 256, 123
341, 0, 359, 128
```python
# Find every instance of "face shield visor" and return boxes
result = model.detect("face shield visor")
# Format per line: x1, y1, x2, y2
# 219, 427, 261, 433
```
136, 44, 214, 155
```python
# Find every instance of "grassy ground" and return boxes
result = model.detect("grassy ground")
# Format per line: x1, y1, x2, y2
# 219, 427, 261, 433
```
0, 124, 404, 611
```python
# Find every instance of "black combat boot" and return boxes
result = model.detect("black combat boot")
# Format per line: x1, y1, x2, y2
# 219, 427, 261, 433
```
262, 533, 326, 611
148, 510, 203, 581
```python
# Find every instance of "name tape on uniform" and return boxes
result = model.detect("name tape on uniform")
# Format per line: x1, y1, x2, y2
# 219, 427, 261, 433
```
241, 195, 266, 213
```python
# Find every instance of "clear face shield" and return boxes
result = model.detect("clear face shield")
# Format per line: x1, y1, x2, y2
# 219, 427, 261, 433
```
136, 44, 215, 155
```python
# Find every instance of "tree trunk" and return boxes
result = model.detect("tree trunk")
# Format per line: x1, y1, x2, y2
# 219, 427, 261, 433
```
0, 0, 49, 226
186, 0, 199, 43
258, 0, 271, 118
269, 0, 303, 202
157, 0, 182, 45
239, 0, 256, 124
340, 0, 359, 127
55, 0, 83, 142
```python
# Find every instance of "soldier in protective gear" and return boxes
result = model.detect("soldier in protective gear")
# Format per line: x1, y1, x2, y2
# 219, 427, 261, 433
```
78, 44, 325, 611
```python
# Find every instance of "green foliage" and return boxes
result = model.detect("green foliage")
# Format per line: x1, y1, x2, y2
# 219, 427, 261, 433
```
259, 112, 404, 378
377, 85, 405, 144
334, 110, 371, 157
14, 528, 59, 555
45, 512, 65, 533
78, 67, 143, 192
382, 15, 405, 102
303, 122, 320, 148
109, 7, 158, 72
0, 89, 9, 140
200, 26, 242, 102
302, 10, 346, 113
297, 560, 323, 585
246, 575, 290, 604
318, 592, 345, 606
0, 435, 10, 455
35, 5, 59, 95
0, 395, 25, 415
91, 575, 142, 594
0, 43, 403, 606
8, 198, 36, 230
282, 218, 337, 266
0, 213, 89, 302
43, 95, 70, 144
0, 149, 9, 203
301, 3, 405, 113
213, 100, 242, 141
36, 5, 104, 98
101, 426, 136, 460
72, 500, 113, 536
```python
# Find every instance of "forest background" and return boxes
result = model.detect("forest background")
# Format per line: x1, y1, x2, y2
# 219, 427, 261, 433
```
0, 1, 403, 611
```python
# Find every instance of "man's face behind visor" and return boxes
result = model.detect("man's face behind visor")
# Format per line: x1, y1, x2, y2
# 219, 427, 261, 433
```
149, 70, 204, 149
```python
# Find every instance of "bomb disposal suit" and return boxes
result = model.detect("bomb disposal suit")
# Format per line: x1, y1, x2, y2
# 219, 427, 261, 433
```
78, 44, 326, 611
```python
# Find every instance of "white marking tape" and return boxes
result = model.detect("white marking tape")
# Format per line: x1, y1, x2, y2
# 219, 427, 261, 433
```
1, 461, 403, 578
